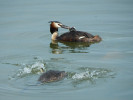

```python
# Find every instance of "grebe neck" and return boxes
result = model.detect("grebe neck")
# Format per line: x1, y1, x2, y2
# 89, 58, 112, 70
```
51, 32, 58, 40
50, 26, 59, 40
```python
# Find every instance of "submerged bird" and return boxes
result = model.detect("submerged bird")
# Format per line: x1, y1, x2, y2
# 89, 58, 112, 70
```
49, 21, 102, 43
38, 70, 67, 83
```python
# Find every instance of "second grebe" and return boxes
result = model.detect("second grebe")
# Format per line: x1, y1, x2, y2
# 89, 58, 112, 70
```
49, 21, 102, 43
38, 70, 67, 83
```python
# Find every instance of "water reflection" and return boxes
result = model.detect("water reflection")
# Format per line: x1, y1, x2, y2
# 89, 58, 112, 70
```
50, 40, 92, 54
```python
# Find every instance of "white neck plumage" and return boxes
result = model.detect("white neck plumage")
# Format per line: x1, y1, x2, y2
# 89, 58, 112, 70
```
51, 32, 58, 40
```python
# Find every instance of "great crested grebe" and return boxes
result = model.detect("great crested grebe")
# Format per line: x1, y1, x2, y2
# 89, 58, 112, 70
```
38, 70, 67, 83
49, 21, 102, 43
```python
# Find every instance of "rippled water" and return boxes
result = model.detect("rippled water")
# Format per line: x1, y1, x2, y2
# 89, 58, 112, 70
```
0, 0, 133, 100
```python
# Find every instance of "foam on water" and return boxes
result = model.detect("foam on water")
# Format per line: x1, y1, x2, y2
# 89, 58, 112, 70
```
18, 62, 45, 76
72, 68, 113, 80
10, 61, 46, 79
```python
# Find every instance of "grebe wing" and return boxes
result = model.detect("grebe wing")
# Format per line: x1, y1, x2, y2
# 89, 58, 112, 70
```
59, 31, 94, 38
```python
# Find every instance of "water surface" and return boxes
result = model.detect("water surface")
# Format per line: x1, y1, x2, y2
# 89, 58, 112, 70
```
0, 0, 133, 100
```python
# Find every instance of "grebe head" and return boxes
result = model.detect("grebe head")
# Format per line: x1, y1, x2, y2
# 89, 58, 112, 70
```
49, 21, 61, 29
49, 21, 71, 41
69, 27, 76, 32
49, 21, 70, 34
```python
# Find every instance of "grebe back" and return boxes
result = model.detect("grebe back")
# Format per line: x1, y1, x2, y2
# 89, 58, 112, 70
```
38, 70, 67, 83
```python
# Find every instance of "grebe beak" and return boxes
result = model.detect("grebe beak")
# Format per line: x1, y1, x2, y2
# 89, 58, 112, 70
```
59, 24, 70, 29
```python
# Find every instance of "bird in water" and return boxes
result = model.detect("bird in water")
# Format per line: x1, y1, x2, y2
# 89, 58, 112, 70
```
38, 70, 67, 83
49, 21, 102, 43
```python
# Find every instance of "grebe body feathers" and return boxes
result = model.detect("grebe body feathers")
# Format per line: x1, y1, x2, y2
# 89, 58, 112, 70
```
38, 70, 67, 83
49, 21, 101, 43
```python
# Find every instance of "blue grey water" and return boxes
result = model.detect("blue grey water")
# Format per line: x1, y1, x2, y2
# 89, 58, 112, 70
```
0, 0, 133, 100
